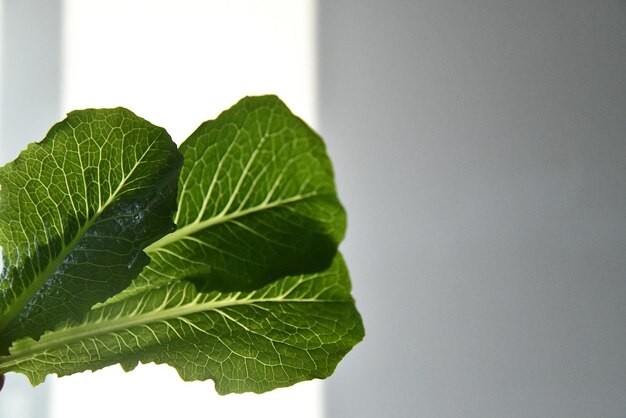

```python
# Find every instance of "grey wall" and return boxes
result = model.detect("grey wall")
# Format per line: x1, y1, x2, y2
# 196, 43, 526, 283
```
319, 1, 626, 417
1, 0, 62, 162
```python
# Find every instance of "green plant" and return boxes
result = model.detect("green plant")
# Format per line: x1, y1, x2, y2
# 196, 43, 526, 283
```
0, 96, 363, 394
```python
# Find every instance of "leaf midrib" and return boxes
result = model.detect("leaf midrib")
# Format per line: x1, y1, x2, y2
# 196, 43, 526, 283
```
145, 191, 321, 252
0, 286, 340, 368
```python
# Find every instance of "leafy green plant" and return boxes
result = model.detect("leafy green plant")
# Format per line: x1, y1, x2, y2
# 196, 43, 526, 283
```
0, 96, 363, 394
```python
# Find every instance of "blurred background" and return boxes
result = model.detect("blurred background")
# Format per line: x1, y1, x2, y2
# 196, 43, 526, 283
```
2, 1, 626, 417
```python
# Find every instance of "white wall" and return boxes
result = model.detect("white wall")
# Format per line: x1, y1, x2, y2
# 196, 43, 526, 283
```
62, 0, 318, 140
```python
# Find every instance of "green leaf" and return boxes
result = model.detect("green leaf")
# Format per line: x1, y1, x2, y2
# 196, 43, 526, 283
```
0, 97, 362, 394
125, 95, 346, 297
0, 254, 364, 394
0, 108, 182, 353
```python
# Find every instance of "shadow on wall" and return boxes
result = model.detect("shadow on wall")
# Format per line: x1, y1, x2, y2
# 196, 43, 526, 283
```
319, 1, 626, 417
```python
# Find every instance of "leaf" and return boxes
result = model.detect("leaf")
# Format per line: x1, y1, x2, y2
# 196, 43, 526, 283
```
0, 254, 364, 394
0, 108, 182, 353
123, 95, 346, 298
0, 97, 363, 394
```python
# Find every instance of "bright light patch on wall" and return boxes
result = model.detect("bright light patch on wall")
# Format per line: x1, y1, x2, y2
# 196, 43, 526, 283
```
53, 1, 321, 417
62, 0, 317, 142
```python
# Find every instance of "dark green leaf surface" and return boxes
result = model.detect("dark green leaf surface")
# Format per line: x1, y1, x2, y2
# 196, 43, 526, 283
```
130, 96, 345, 296
0, 254, 363, 394
0, 108, 182, 352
